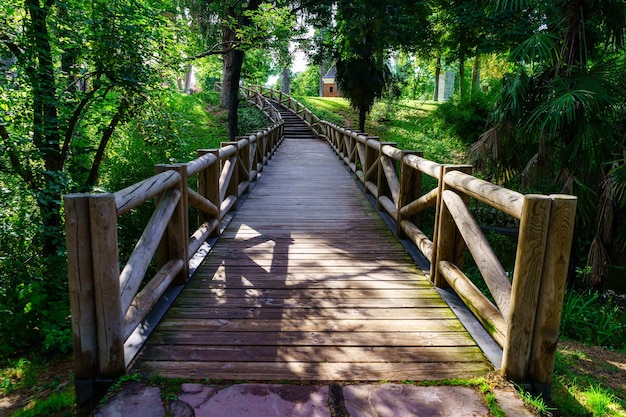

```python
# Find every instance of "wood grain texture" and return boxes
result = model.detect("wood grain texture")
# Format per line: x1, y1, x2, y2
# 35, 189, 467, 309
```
132, 110, 491, 382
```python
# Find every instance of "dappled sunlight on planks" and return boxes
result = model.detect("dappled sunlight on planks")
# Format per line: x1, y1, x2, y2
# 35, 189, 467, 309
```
132, 113, 491, 382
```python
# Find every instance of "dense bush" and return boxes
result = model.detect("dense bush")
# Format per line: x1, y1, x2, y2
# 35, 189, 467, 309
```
0, 90, 270, 361
0, 175, 70, 358
433, 93, 493, 145
560, 289, 626, 350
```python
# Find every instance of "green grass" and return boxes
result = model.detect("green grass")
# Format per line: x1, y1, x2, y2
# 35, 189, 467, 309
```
553, 348, 626, 416
296, 96, 467, 164
10, 390, 74, 417
1, 357, 75, 417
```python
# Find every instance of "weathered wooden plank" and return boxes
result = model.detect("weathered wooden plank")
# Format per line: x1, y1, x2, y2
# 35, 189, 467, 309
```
200, 258, 418, 267
156, 318, 466, 332
185, 281, 430, 292
178, 288, 442, 299
139, 345, 486, 363
164, 307, 457, 320
171, 297, 449, 309
148, 330, 479, 347
134, 361, 493, 381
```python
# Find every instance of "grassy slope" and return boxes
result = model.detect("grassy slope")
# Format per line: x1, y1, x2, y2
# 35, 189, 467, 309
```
296, 96, 466, 165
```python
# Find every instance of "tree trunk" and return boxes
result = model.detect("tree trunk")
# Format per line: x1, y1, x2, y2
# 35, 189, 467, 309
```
459, 54, 466, 99
281, 66, 290, 95
84, 99, 129, 190
319, 62, 328, 97
220, 26, 237, 107
359, 106, 367, 133
184, 64, 193, 92
227, 49, 245, 141
27, 0, 64, 258
433, 56, 441, 101
472, 55, 481, 94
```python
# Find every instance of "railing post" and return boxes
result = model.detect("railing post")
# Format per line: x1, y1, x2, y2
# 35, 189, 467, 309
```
256, 132, 267, 169
502, 195, 552, 381
376, 143, 397, 211
222, 142, 240, 210
236, 136, 251, 194
528, 195, 577, 396
155, 164, 189, 284
198, 149, 220, 237
248, 134, 259, 182
364, 136, 379, 197
397, 151, 422, 238
432, 165, 472, 287
65, 194, 99, 404
88, 193, 125, 379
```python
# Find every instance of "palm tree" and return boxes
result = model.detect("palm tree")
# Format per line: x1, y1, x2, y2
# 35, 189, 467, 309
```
471, 0, 626, 287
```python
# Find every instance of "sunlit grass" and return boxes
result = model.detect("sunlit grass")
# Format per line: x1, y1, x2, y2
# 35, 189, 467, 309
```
296, 95, 467, 164
10, 389, 74, 417
554, 348, 626, 416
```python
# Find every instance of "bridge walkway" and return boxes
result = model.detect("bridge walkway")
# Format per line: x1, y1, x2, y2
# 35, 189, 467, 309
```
130, 107, 492, 381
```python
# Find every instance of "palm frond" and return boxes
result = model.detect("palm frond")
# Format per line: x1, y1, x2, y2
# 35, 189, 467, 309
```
609, 160, 626, 208
525, 88, 597, 134
585, 235, 609, 288
509, 33, 560, 66
597, 173, 615, 244
487, 0, 533, 11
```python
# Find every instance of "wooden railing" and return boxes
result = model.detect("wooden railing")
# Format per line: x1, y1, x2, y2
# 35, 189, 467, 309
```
251, 86, 577, 394
248, 85, 324, 135
64, 92, 283, 402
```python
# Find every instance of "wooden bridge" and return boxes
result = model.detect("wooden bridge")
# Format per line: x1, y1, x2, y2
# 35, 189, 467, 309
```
64, 87, 576, 403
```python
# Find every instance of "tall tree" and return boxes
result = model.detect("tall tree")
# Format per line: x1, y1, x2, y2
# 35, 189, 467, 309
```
430, 0, 529, 99
1, 0, 179, 256
186, 1, 330, 139
332, 0, 432, 132
472, 0, 626, 287
0, 0, 180, 353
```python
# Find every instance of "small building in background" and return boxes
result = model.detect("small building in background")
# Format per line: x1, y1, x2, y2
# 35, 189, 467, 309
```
321, 67, 341, 97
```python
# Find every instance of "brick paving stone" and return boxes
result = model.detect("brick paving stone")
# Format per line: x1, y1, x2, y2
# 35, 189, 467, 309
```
94, 383, 165, 417
343, 384, 490, 417
177, 384, 330, 417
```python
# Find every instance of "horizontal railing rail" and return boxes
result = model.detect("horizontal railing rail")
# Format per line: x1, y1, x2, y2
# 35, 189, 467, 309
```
65, 91, 284, 403
250, 86, 577, 395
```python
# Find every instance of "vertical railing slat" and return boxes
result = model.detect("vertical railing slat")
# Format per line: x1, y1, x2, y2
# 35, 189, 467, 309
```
88, 193, 125, 378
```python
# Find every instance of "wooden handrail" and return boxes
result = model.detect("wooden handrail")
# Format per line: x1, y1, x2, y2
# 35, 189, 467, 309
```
65, 92, 284, 404
251, 86, 577, 395
444, 170, 525, 219
67, 83, 576, 402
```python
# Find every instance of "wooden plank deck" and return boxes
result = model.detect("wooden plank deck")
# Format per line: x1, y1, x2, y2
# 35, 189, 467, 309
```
131, 113, 492, 381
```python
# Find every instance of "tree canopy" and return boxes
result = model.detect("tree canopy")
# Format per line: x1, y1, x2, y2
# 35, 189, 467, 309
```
331, 0, 432, 131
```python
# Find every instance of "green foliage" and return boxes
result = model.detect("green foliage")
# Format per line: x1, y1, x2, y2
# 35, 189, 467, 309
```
242, 49, 275, 85
10, 389, 75, 417
514, 384, 554, 416
295, 97, 347, 126
0, 89, 234, 360
433, 93, 493, 145
331, 0, 432, 131
291, 66, 320, 97
1, 357, 74, 416
560, 289, 626, 350
471, 0, 626, 287
238, 102, 271, 135
554, 349, 626, 416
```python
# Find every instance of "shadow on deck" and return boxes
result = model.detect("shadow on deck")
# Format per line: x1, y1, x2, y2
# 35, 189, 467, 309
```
129, 111, 493, 381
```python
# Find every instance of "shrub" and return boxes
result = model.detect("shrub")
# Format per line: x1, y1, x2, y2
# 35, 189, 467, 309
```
433, 93, 492, 145
560, 289, 626, 350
